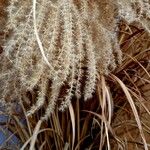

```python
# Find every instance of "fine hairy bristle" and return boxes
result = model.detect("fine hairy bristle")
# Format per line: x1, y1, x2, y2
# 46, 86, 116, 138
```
0, 0, 149, 120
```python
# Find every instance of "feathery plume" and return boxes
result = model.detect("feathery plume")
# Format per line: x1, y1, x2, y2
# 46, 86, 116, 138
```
0, 0, 149, 119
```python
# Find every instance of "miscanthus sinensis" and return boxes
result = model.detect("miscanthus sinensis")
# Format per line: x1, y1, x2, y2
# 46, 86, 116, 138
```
0, 0, 149, 120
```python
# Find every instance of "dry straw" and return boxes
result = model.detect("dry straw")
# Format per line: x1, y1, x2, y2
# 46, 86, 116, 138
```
0, 0, 150, 150
0, 0, 149, 120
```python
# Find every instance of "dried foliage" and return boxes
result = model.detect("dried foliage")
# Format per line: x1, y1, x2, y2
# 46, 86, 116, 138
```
118, 0, 150, 32
0, 0, 150, 150
1, 0, 123, 119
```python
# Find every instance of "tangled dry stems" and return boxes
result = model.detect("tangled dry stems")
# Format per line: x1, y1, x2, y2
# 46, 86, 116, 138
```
0, 0, 150, 149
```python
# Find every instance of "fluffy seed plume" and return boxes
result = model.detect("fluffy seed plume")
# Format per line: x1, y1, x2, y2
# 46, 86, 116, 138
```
0, 0, 149, 119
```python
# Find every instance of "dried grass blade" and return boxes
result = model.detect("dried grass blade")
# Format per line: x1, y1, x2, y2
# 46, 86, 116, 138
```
29, 120, 42, 150
111, 74, 148, 150
69, 103, 75, 150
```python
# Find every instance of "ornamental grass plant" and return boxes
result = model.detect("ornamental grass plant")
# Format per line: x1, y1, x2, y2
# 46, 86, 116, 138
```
0, 0, 150, 149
